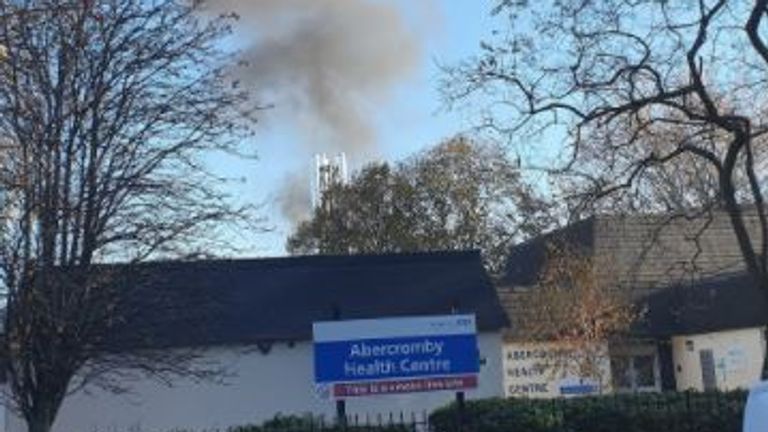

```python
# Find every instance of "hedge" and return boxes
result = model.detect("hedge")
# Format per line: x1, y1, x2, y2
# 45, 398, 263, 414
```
429, 391, 747, 432
231, 414, 415, 432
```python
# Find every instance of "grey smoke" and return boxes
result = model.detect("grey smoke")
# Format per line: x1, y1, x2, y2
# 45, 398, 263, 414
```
277, 171, 312, 226
208, 0, 422, 224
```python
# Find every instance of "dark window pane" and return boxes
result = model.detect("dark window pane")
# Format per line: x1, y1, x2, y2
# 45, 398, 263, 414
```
635, 355, 656, 387
611, 356, 631, 389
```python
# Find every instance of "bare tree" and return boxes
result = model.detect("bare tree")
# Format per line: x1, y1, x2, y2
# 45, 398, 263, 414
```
512, 244, 638, 387
558, 107, 723, 214
445, 0, 768, 374
0, 1, 259, 432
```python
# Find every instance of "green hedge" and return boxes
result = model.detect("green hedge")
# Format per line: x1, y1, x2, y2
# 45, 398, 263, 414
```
430, 391, 747, 432
231, 414, 415, 432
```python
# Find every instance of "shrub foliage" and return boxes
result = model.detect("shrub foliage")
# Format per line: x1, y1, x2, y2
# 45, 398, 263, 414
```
430, 391, 747, 432
231, 414, 416, 432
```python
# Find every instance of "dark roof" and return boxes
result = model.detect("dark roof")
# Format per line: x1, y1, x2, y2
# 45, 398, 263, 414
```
501, 209, 757, 290
500, 209, 768, 339
640, 271, 768, 337
501, 218, 595, 287
106, 251, 509, 350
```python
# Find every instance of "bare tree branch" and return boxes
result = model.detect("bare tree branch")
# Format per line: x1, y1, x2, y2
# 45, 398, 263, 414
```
0, 2, 262, 432
447, 0, 768, 376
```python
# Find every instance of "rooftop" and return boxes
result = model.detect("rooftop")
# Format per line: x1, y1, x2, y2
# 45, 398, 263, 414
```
104, 250, 509, 350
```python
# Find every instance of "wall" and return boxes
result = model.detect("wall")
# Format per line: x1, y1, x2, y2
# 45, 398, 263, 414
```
5, 333, 503, 432
672, 327, 765, 391
503, 341, 611, 398
503, 340, 667, 398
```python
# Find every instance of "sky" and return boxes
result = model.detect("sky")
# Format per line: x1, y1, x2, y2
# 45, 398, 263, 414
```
211, 1, 501, 257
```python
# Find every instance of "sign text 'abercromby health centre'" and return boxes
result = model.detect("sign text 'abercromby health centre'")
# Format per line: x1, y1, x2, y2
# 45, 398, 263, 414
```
313, 314, 480, 398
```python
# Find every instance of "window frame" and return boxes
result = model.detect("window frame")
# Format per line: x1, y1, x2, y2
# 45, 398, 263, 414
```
610, 343, 661, 393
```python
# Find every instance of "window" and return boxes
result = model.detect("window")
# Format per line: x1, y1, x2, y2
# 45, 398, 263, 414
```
634, 355, 656, 387
611, 356, 632, 389
610, 348, 660, 393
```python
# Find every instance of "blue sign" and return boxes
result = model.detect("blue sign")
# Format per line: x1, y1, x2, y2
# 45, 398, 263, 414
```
313, 315, 479, 388
559, 384, 599, 395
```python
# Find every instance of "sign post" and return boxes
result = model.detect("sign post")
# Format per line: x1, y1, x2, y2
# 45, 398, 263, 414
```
331, 306, 347, 428
335, 399, 346, 428
455, 389, 466, 432
313, 314, 480, 401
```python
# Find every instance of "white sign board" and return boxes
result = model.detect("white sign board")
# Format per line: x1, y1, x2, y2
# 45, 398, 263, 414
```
504, 342, 605, 398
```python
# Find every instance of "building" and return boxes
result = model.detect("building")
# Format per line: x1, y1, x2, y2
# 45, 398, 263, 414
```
645, 271, 767, 391
497, 210, 767, 397
4, 251, 508, 432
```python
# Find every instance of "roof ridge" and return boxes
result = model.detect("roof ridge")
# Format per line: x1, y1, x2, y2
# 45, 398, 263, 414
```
97, 249, 483, 269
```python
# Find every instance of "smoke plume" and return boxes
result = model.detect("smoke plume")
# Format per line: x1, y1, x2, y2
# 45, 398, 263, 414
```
208, 0, 421, 224
274, 171, 310, 227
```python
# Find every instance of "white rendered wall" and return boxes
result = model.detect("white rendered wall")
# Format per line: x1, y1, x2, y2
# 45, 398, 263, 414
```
672, 327, 766, 391
6, 332, 503, 432
503, 341, 611, 398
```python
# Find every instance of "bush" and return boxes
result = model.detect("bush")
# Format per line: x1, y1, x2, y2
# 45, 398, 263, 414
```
231, 414, 415, 432
431, 398, 560, 432
429, 391, 747, 432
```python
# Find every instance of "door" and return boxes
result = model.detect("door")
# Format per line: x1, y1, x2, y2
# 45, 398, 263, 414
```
699, 349, 717, 391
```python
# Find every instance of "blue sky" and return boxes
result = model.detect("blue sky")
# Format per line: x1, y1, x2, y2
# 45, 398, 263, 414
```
219, 1, 500, 257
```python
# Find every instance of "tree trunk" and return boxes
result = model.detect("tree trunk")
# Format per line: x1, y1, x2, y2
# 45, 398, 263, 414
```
762, 326, 768, 380
720, 165, 768, 380
27, 410, 55, 432
25, 389, 65, 432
